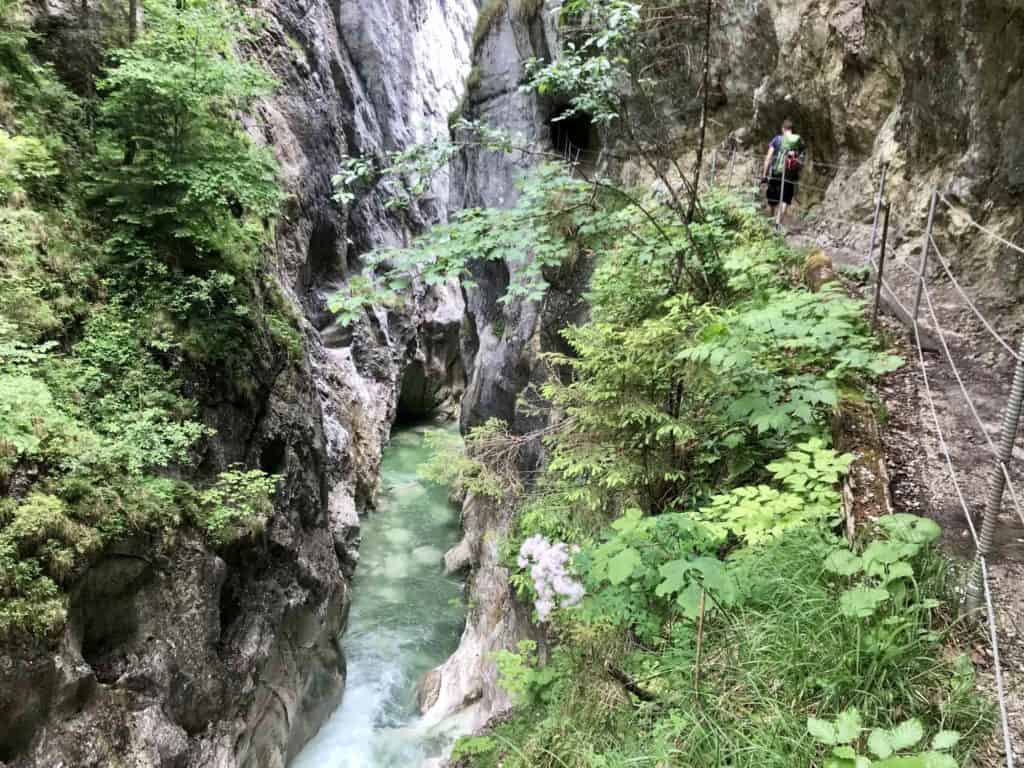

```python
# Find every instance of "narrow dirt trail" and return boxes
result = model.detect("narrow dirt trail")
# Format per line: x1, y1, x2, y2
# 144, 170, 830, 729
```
787, 216, 1024, 764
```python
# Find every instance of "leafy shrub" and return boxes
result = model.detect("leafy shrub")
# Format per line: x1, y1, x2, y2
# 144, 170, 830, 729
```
0, 374, 78, 479
808, 708, 962, 767
441, 185, 986, 767
459, 529, 990, 768
0, 0, 288, 639
90, 0, 281, 272
197, 468, 278, 546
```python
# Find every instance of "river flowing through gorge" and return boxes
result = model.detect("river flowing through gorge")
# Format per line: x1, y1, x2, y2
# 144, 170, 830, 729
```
292, 424, 466, 768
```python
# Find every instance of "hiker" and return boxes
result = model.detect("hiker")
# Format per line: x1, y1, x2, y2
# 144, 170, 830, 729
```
760, 119, 804, 227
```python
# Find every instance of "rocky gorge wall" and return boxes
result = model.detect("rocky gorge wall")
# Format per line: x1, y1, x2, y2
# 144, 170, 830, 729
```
3, 0, 1021, 764
0, 0, 474, 766
716, 0, 1023, 307
413, 0, 1024, 740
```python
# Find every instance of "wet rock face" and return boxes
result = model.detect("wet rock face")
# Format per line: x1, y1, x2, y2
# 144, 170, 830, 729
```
5, 0, 473, 766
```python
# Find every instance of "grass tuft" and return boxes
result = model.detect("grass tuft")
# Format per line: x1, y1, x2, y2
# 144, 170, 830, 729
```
453, 530, 993, 768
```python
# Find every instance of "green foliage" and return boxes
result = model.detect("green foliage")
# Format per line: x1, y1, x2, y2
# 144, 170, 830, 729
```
419, 418, 516, 500
197, 468, 278, 545
0, 374, 77, 479
492, 640, 562, 707
808, 708, 961, 767
450, 736, 498, 763
90, 0, 281, 271
47, 301, 211, 473
0, 129, 57, 197
523, 0, 642, 125
0, 537, 64, 638
0, 0, 290, 638
571, 508, 733, 639
445, 182, 983, 767
694, 439, 852, 546
330, 163, 593, 324
460, 530, 990, 768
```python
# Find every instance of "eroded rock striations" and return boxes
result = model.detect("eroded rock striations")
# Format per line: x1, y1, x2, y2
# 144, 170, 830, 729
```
0, 0, 474, 766
418, 0, 589, 733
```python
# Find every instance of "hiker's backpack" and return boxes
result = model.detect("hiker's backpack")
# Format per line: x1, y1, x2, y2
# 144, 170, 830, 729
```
773, 134, 804, 177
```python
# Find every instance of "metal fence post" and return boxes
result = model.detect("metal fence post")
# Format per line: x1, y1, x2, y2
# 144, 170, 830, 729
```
964, 335, 1024, 616
727, 147, 735, 187
871, 202, 891, 331
710, 150, 718, 188
912, 190, 939, 323
867, 163, 889, 265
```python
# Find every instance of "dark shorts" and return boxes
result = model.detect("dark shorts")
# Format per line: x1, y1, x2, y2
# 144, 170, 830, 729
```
766, 176, 798, 206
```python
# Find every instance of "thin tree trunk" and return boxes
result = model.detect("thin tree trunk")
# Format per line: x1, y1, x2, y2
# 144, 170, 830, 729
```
686, 0, 713, 223
128, 0, 138, 42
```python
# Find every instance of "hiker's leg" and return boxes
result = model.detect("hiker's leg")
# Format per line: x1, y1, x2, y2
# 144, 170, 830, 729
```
765, 178, 781, 216
778, 180, 795, 225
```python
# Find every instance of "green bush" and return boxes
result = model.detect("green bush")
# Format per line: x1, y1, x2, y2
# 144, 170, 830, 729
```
438, 185, 987, 767
197, 469, 278, 546
0, 0, 289, 639
89, 0, 282, 273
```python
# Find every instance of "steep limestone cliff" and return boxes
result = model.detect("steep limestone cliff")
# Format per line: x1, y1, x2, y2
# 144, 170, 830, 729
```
719, 0, 1023, 305
0, 0, 474, 766
418, 0, 591, 733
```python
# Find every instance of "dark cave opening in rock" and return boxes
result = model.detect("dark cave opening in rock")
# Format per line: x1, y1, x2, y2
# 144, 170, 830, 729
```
259, 438, 287, 475
304, 219, 342, 288
548, 108, 598, 162
78, 558, 149, 684
396, 359, 435, 425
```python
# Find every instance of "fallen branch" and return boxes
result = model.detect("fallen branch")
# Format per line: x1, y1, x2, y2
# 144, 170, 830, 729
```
604, 661, 659, 702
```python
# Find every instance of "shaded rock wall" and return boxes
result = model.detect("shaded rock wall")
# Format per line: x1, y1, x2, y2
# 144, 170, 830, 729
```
420, 0, 591, 733
1, 0, 475, 766
714, 0, 1023, 302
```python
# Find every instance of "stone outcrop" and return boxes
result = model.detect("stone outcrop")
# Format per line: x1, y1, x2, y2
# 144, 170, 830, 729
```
716, 0, 1023, 302
5, 0, 1022, 764
1, 0, 473, 766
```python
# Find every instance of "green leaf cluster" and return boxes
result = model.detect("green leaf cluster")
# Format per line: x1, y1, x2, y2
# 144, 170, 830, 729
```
825, 514, 942, 619
446, 183, 986, 767
197, 468, 278, 546
808, 707, 961, 767
89, 0, 281, 272
0, 0, 291, 638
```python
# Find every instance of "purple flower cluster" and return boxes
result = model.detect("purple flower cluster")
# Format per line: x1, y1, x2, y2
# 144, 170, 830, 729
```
518, 535, 586, 621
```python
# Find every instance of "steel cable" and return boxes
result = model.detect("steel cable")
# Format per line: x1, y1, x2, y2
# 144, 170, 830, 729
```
921, 278, 1024, 528
704, 159, 1019, 760
913, 320, 1016, 766
938, 192, 1024, 258
982, 558, 1017, 768
928, 234, 1023, 362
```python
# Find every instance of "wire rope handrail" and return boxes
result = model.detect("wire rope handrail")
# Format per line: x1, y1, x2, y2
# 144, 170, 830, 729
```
927, 234, 1023, 363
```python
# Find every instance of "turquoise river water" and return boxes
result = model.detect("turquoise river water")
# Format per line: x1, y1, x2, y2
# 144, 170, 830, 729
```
291, 425, 465, 767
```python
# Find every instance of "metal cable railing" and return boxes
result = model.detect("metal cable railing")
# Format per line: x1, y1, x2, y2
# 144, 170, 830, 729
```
910, 283, 1017, 768
876, 191, 1020, 767
927, 234, 1023, 362
696, 145, 1023, 766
